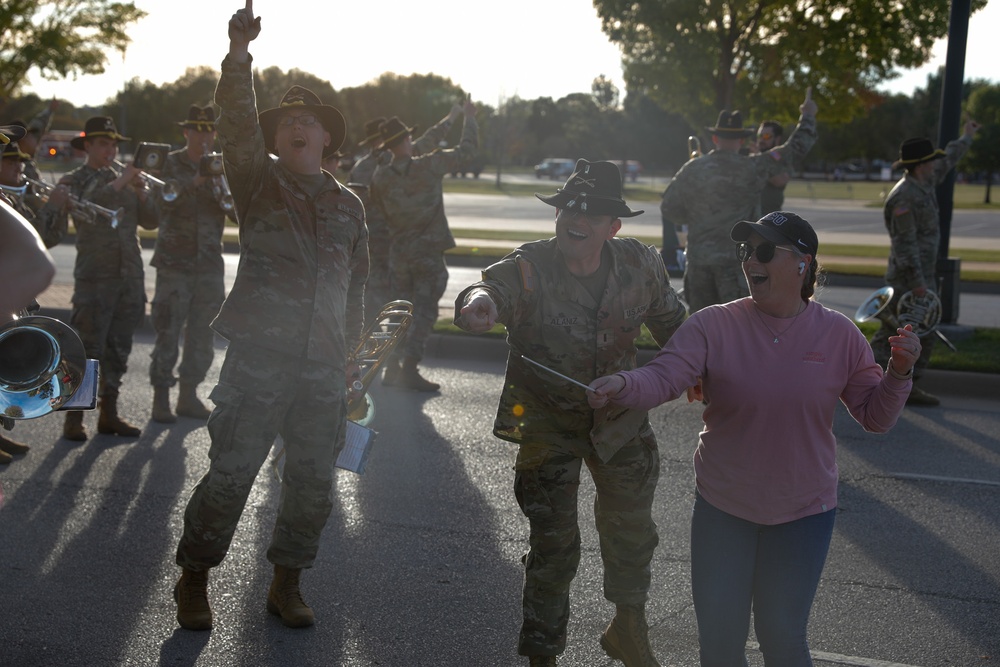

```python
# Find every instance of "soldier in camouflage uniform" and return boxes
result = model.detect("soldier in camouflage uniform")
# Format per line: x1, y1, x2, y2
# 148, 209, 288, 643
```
370, 102, 478, 391
456, 160, 686, 667
12, 97, 58, 189
173, 1, 368, 633
149, 105, 228, 424
350, 110, 461, 328
661, 89, 817, 313
42, 116, 161, 441
756, 120, 791, 216
871, 122, 980, 406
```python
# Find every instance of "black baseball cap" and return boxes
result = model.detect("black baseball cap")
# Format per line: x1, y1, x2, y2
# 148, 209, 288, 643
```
731, 211, 818, 256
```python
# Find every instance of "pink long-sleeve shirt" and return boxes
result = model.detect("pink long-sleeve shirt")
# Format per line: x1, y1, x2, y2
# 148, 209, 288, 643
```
615, 298, 911, 525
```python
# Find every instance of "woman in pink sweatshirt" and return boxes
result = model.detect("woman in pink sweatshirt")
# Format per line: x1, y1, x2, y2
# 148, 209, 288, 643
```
588, 211, 922, 667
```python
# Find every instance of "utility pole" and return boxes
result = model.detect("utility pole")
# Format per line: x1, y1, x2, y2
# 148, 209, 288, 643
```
935, 0, 972, 324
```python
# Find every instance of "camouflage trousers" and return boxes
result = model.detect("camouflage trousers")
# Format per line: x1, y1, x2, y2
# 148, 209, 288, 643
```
175, 342, 347, 571
683, 258, 749, 313
513, 428, 661, 656
69, 277, 146, 395
869, 281, 935, 380
149, 268, 225, 387
390, 252, 449, 361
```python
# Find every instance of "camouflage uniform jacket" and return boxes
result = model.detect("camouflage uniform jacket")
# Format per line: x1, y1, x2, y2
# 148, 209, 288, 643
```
151, 148, 227, 274
369, 114, 478, 257
457, 237, 686, 462
883, 135, 972, 289
212, 54, 368, 365
49, 164, 160, 280
348, 115, 457, 206
661, 115, 817, 262
22, 104, 54, 186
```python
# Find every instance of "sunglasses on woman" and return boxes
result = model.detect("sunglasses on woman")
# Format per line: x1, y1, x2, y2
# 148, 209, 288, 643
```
736, 241, 799, 263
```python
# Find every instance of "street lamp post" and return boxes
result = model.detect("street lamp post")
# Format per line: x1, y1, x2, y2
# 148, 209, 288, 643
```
935, 0, 972, 324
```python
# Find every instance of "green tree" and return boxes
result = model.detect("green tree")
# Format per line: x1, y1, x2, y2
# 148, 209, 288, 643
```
0, 0, 147, 103
593, 0, 987, 129
964, 83, 1000, 204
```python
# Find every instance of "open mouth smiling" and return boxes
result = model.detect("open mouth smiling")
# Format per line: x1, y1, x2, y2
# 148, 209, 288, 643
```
565, 228, 588, 240
750, 271, 768, 285
290, 137, 306, 148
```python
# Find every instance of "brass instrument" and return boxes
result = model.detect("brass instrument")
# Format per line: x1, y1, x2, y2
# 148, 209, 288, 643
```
26, 177, 123, 229
200, 153, 234, 212
115, 142, 179, 202
347, 300, 414, 426
0, 183, 28, 201
0, 315, 98, 421
688, 135, 703, 159
854, 286, 957, 352
269, 300, 413, 480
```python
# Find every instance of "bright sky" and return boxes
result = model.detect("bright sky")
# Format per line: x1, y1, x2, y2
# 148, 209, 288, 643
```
22, 0, 1000, 109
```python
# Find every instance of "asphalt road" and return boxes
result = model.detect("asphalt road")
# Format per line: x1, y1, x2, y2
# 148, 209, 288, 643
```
0, 333, 998, 666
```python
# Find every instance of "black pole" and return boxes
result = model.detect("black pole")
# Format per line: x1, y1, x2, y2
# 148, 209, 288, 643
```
935, 0, 971, 324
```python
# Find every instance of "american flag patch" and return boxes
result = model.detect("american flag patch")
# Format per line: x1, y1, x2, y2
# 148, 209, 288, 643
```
893, 205, 910, 216
768, 150, 782, 161
519, 260, 536, 292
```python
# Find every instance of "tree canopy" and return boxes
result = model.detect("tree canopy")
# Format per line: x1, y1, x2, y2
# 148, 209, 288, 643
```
593, 0, 988, 129
0, 0, 146, 102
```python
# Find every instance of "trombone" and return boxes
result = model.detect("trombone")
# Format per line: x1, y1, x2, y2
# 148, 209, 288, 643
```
25, 177, 123, 229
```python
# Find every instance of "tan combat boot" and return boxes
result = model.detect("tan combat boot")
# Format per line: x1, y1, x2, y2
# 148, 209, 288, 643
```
380, 358, 401, 387
0, 433, 30, 457
906, 384, 940, 407
97, 394, 141, 437
528, 657, 558, 666
62, 411, 88, 442
396, 357, 440, 392
151, 386, 176, 423
174, 568, 213, 631
176, 383, 211, 420
600, 604, 661, 667
266, 564, 315, 628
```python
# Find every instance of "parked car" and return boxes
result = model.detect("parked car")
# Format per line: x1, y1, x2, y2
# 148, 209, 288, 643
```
450, 153, 487, 179
534, 158, 575, 180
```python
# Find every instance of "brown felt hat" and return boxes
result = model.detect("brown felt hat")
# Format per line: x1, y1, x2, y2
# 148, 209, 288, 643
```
535, 159, 643, 218
258, 85, 347, 159
70, 116, 130, 150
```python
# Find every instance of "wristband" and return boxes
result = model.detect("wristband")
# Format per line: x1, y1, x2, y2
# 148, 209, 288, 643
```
886, 360, 913, 381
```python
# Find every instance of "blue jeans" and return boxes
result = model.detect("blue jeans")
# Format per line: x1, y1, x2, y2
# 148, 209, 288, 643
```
690, 492, 835, 667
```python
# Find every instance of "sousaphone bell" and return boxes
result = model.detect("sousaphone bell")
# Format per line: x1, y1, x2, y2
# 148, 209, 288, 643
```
0, 316, 98, 420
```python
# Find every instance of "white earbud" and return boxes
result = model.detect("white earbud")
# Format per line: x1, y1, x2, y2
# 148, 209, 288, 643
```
798, 262, 806, 275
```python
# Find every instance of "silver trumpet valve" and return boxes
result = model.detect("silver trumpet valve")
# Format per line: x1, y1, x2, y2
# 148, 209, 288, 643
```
200, 153, 234, 212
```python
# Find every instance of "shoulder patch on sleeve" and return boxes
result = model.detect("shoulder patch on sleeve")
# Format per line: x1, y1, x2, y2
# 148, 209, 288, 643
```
768, 150, 782, 161
518, 259, 536, 292
337, 202, 363, 220
893, 205, 910, 217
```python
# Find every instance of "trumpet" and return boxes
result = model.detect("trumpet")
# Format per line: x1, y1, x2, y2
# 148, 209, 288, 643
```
115, 145, 179, 202
200, 153, 234, 212
26, 177, 123, 229
0, 183, 28, 201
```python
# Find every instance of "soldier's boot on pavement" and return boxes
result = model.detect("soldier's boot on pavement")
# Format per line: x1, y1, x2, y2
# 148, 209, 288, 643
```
381, 358, 401, 387
600, 604, 661, 667
174, 568, 213, 631
176, 383, 211, 420
267, 565, 315, 628
528, 656, 558, 666
0, 433, 30, 457
907, 384, 940, 407
396, 357, 440, 392
97, 394, 142, 437
151, 386, 177, 423
62, 411, 88, 442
